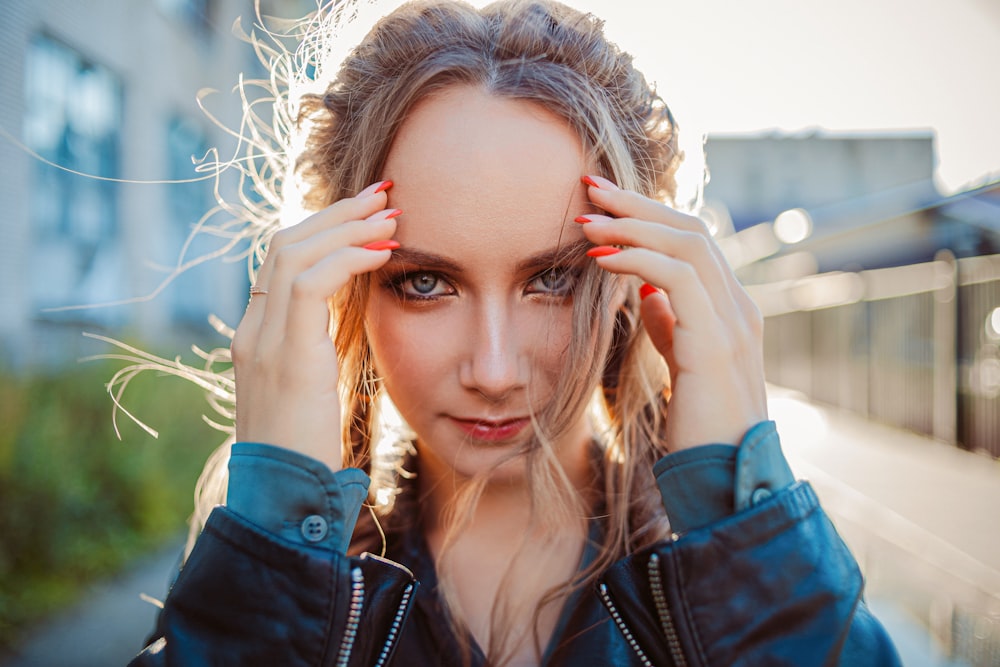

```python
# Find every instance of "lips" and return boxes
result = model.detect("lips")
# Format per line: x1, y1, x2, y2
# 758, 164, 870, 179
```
449, 416, 530, 442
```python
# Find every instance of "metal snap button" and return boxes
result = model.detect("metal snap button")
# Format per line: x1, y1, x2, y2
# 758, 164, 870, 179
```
750, 487, 773, 506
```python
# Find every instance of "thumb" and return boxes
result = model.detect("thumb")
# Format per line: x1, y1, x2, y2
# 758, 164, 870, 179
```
639, 285, 676, 364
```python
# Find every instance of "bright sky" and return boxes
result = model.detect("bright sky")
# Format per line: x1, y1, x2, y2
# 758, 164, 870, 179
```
562, 0, 1000, 196
322, 0, 999, 197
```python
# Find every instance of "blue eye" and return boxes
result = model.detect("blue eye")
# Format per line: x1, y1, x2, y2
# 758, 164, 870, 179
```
410, 273, 439, 295
389, 271, 455, 300
527, 267, 577, 295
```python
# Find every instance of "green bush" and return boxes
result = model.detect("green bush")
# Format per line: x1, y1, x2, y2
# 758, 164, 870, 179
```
0, 359, 223, 648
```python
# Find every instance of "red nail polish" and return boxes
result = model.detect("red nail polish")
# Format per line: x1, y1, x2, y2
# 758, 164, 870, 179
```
367, 209, 403, 222
581, 175, 620, 191
574, 215, 592, 224
587, 246, 621, 258
358, 180, 393, 198
363, 240, 400, 251
640, 283, 658, 300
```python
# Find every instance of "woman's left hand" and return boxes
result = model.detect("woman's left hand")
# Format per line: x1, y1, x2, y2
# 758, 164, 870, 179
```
578, 175, 768, 453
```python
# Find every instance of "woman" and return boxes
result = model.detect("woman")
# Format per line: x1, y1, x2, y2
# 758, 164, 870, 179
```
131, 0, 900, 665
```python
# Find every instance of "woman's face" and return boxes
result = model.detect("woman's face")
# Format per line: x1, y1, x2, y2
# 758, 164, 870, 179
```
366, 85, 596, 482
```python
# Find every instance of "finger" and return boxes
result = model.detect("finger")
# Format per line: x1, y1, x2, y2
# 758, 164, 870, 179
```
579, 218, 739, 315
277, 183, 393, 248
639, 286, 676, 364
619, 249, 758, 381
272, 210, 401, 284
581, 177, 761, 328
243, 210, 400, 343
581, 179, 740, 304
634, 258, 764, 410
581, 177, 707, 235
257, 218, 400, 353
581, 216, 760, 335
283, 246, 396, 348
253, 182, 392, 289
589, 248, 724, 351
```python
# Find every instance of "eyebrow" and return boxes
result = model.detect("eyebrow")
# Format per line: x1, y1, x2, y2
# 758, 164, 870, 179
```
516, 238, 592, 272
386, 247, 464, 273
388, 238, 592, 274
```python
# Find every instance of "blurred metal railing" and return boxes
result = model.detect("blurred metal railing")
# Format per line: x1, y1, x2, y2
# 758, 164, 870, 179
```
749, 251, 1000, 459
751, 254, 1000, 665
790, 452, 1000, 666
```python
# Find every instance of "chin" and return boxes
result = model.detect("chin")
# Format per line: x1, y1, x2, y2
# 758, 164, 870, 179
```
417, 437, 534, 485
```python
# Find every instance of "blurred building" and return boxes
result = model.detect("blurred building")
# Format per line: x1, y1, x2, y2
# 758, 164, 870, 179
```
704, 131, 939, 231
707, 131, 1000, 458
1, 0, 310, 370
704, 131, 1000, 280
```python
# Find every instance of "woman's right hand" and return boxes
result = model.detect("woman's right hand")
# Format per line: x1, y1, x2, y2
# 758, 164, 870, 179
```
230, 181, 400, 472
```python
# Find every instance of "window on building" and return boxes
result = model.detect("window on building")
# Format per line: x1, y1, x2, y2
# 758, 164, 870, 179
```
157, 0, 215, 36
165, 116, 218, 326
24, 35, 125, 323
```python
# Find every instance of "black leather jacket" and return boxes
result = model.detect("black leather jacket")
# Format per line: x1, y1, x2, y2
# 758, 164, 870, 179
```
130, 423, 901, 666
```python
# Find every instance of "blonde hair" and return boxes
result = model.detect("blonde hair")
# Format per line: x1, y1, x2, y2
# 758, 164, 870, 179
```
180, 1, 681, 664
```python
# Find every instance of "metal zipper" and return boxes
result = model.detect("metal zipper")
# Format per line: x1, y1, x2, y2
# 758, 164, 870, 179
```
648, 552, 688, 667
598, 582, 654, 667
373, 581, 416, 667
335, 566, 365, 667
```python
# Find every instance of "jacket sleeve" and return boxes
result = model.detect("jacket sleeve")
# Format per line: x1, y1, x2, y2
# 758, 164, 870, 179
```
129, 444, 417, 667
598, 421, 901, 666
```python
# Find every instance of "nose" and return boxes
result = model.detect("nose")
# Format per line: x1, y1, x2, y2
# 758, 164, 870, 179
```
459, 299, 526, 402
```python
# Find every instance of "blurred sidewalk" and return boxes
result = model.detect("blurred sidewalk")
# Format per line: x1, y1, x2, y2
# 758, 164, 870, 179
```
1, 537, 181, 667
4, 390, 1000, 666
770, 386, 1000, 667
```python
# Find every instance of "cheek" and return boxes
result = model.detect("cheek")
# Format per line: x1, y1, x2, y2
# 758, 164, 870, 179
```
526, 306, 575, 383
365, 301, 449, 399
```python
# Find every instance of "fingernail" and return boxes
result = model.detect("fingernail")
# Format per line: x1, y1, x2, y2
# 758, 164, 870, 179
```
575, 214, 612, 224
357, 180, 393, 198
368, 208, 403, 222
363, 240, 400, 251
586, 246, 621, 258
581, 175, 620, 191
640, 283, 658, 300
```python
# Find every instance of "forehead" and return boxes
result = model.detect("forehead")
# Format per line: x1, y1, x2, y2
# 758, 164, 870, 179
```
382, 86, 591, 255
